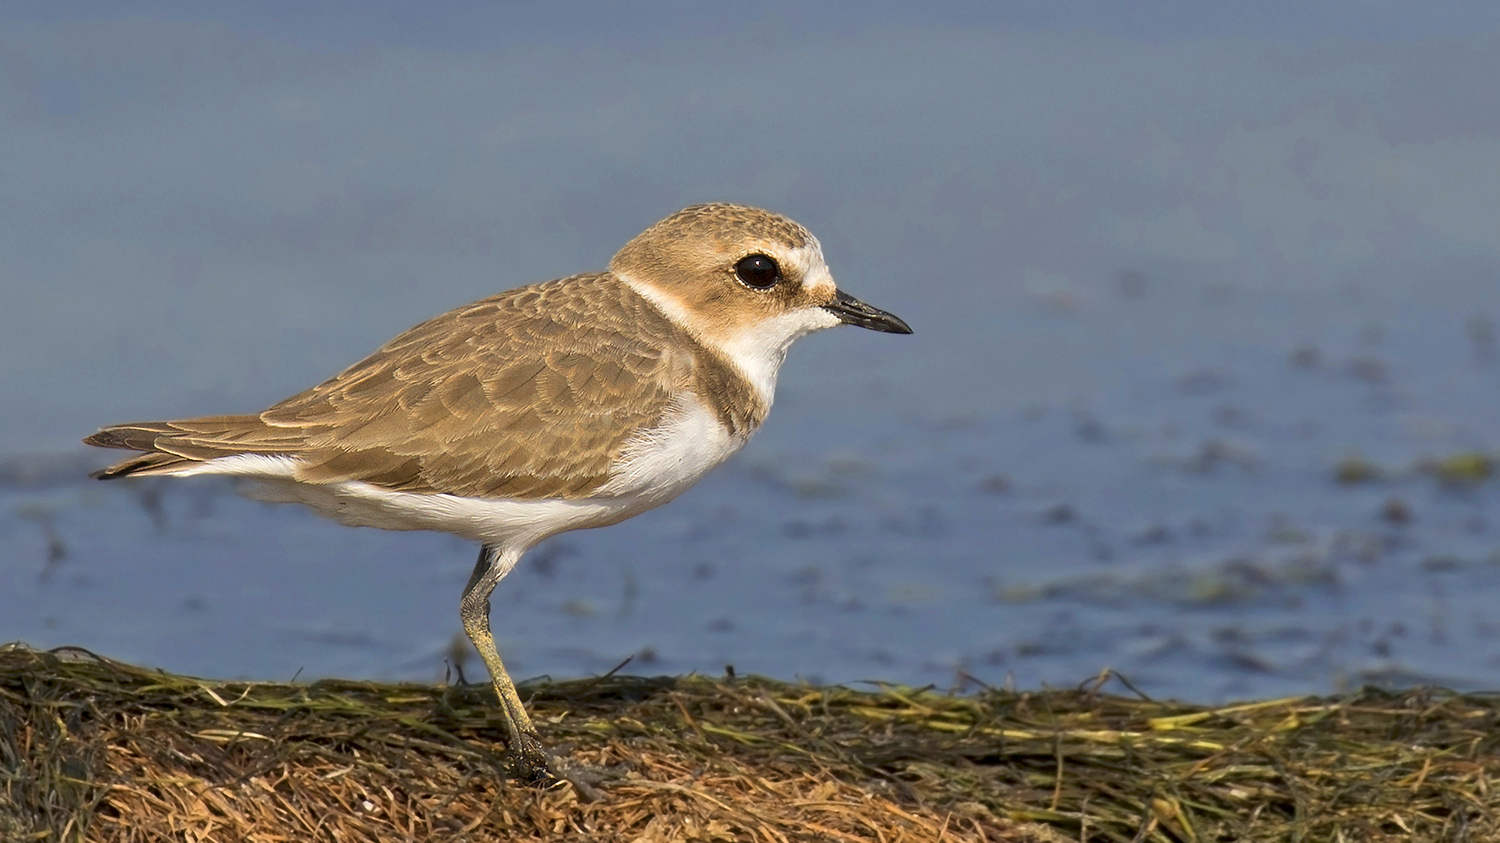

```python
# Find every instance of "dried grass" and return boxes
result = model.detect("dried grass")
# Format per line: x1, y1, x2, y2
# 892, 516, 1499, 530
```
3, 644, 1498, 841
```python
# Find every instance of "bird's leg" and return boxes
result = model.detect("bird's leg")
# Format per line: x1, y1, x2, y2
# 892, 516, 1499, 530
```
460, 543, 552, 785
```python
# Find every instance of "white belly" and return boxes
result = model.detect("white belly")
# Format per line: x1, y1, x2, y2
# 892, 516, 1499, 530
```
200, 393, 748, 549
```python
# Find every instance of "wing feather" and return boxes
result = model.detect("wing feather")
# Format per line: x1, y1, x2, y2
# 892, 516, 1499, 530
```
88, 274, 696, 499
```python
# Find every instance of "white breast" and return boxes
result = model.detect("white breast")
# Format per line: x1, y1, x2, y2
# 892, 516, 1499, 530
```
599, 392, 745, 501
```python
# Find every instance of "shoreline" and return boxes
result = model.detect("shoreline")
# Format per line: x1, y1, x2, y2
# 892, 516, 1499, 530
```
4, 642, 1492, 841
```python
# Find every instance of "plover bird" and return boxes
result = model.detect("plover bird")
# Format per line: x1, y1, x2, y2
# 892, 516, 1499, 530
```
85, 203, 911, 784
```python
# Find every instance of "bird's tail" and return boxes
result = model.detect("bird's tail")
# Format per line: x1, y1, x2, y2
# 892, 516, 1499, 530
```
84, 417, 306, 479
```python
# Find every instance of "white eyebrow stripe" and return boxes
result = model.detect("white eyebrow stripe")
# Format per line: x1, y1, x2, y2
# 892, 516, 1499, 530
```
786, 240, 835, 298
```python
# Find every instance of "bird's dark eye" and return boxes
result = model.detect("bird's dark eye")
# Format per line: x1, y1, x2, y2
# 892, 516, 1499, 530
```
733, 254, 781, 289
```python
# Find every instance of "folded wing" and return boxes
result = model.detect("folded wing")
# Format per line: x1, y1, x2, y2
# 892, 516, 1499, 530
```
86, 274, 690, 500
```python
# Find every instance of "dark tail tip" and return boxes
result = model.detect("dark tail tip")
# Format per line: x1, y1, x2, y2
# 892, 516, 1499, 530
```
84, 430, 126, 449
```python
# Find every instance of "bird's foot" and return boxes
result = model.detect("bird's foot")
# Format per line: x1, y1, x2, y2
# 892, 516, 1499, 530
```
503, 730, 556, 786
504, 733, 620, 802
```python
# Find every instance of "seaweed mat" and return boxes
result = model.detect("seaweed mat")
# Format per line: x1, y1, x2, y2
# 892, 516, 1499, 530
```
2, 644, 1498, 841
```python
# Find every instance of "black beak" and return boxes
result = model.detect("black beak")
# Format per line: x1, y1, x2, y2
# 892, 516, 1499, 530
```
821, 289, 913, 334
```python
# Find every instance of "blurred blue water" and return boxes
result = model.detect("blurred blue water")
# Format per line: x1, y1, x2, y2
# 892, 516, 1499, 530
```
5, 277, 1499, 702
3, 16, 1500, 702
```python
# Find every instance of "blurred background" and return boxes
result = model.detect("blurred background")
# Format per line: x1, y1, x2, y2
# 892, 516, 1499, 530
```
3, 2, 1499, 702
